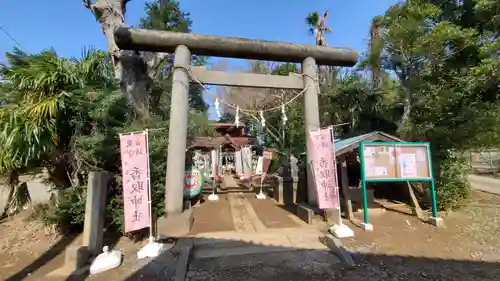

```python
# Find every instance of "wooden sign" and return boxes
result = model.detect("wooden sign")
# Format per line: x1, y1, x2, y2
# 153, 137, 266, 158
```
361, 142, 431, 181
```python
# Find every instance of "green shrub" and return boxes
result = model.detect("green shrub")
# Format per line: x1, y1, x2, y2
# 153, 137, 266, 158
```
34, 110, 213, 235
36, 186, 87, 232
435, 152, 471, 210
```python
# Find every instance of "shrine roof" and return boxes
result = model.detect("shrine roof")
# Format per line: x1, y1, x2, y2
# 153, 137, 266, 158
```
209, 122, 246, 128
188, 134, 255, 149
334, 131, 403, 156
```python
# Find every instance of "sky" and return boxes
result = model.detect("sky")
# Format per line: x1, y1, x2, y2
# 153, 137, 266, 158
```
0, 0, 399, 118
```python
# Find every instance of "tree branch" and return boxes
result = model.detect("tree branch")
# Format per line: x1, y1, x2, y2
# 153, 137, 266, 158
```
121, 0, 132, 14
141, 51, 171, 79
83, 0, 93, 9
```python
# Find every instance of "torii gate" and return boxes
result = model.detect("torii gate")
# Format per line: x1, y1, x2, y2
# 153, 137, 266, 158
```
114, 27, 358, 235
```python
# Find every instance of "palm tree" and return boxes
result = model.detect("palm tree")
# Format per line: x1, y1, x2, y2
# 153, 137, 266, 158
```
368, 16, 385, 87
305, 11, 333, 85
0, 47, 116, 217
305, 11, 332, 46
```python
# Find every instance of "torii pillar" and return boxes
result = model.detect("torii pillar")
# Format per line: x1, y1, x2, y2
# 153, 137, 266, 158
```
114, 27, 358, 236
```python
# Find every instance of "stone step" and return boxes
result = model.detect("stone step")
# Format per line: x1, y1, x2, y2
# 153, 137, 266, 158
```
190, 241, 306, 271
188, 247, 341, 272
216, 188, 254, 194
193, 242, 294, 260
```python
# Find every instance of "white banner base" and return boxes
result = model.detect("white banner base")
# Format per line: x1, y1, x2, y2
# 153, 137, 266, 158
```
255, 191, 266, 200
137, 237, 169, 259
208, 193, 219, 201
90, 246, 123, 274
329, 223, 354, 238
360, 222, 374, 231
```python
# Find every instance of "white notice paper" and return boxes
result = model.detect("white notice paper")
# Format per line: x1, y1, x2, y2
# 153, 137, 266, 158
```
389, 147, 395, 164
416, 148, 427, 162
374, 166, 388, 176
364, 157, 375, 177
364, 147, 375, 156
399, 153, 418, 178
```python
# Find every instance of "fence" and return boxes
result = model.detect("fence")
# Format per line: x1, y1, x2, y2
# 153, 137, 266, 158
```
469, 150, 500, 172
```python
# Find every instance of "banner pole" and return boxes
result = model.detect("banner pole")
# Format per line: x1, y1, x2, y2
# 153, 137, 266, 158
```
137, 129, 166, 259
329, 126, 342, 222
145, 129, 154, 242
208, 147, 220, 201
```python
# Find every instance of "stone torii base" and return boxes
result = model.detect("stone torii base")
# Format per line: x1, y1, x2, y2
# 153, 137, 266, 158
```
114, 27, 358, 237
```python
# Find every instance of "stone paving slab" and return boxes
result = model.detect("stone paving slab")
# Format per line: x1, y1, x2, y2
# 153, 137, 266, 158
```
185, 249, 341, 281
247, 197, 299, 229
223, 175, 240, 188
189, 197, 235, 235
187, 227, 329, 251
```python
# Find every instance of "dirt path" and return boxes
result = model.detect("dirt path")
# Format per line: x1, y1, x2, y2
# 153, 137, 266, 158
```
1, 191, 499, 280
0, 214, 69, 281
468, 174, 500, 195
339, 190, 500, 280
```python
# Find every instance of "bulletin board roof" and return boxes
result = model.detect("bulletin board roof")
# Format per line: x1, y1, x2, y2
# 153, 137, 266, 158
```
360, 142, 433, 182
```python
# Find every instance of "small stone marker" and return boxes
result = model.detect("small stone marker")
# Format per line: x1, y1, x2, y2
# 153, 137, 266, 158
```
82, 171, 113, 255
47, 245, 90, 277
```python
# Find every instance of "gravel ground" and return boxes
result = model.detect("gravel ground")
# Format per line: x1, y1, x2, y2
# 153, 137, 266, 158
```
339, 190, 500, 281
186, 250, 342, 281
0, 191, 499, 281
184, 191, 500, 281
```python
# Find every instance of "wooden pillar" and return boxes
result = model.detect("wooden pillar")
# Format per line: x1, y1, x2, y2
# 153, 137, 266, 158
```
339, 155, 354, 220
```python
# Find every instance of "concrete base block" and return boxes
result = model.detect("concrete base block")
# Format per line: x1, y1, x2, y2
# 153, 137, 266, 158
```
429, 216, 444, 228
47, 245, 90, 277
360, 222, 374, 231
65, 245, 90, 270
296, 202, 314, 224
295, 202, 336, 225
47, 265, 90, 278
174, 243, 193, 281
355, 207, 386, 216
323, 234, 356, 267
273, 176, 299, 205
157, 209, 194, 239
329, 223, 355, 238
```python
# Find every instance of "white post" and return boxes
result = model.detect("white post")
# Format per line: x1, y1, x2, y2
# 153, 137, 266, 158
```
145, 130, 154, 240
208, 148, 219, 201
137, 129, 166, 259
328, 125, 354, 238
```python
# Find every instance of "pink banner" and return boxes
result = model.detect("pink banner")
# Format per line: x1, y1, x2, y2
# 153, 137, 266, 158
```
261, 149, 273, 183
309, 127, 339, 209
120, 132, 150, 233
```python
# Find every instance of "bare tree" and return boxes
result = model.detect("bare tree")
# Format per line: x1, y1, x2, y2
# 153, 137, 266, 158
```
82, 0, 169, 114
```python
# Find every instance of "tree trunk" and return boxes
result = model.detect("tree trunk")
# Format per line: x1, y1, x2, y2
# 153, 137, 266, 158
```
83, 0, 168, 115
398, 88, 412, 132
369, 22, 381, 88
1, 170, 19, 218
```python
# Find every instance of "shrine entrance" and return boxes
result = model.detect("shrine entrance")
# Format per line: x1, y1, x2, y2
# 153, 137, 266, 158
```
114, 27, 358, 234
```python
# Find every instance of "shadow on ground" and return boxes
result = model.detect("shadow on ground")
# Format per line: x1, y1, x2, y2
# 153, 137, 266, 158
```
3, 230, 123, 281
75, 234, 500, 281
4, 233, 79, 281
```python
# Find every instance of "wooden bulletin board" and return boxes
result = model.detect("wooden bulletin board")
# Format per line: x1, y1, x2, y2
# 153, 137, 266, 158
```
360, 142, 432, 182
